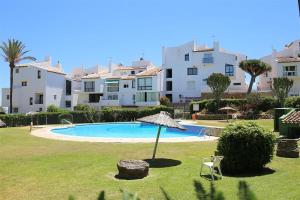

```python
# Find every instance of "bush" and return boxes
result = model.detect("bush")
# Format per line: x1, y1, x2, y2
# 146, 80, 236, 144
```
159, 96, 171, 107
284, 97, 300, 108
47, 105, 61, 112
0, 106, 173, 127
74, 104, 92, 111
217, 122, 276, 174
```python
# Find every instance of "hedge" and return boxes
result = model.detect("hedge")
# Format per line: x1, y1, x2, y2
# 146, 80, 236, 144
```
190, 97, 281, 114
0, 106, 173, 127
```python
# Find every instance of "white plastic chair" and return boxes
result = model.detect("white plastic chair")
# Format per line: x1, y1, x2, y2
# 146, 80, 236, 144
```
200, 156, 224, 180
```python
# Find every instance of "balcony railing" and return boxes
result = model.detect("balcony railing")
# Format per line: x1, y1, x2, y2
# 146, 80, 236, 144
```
35, 100, 43, 104
202, 57, 214, 64
137, 86, 152, 90
283, 71, 297, 77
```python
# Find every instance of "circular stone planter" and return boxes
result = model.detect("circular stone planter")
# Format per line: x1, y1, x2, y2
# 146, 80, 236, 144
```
276, 138, 299, 158
117, 160, 149, 179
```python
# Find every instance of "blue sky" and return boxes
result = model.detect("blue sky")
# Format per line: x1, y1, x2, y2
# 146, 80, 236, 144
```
0, 0, 299, 92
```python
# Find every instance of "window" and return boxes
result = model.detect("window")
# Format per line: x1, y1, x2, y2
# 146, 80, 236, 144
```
203, 53, 213, 63
202, 78, 208, 82
108, 94, 118, 100
137, 77, 152, 90
6, 95, 9, 100
106, 80, 119, 92
39, 108, 42, 112
187, 68, 198, 75
54, 95, 57, 100
65, 101, 71, 108
233, 83, 241, 86
136, 92, 159, 102
29, 97, 33, 105
283, 66, 297, 76
84, 81, 95, 92
225, 64, 234, 76
166, 94, 173, 103
37, 70, 41, 79
13, 108, 18, 113
89, 94, 101, 103
15, 69, 19, 73
184, 53, 189, 61
132, 79, 136, 88
166, 81, 172, 91
66, 80, 72, 95
35, 94, 43, 104
131, 71, 135, 75
166, 69, 172, 78
124, 84, 129, 88
187, 81, 196, 90
21, 81, 27, 86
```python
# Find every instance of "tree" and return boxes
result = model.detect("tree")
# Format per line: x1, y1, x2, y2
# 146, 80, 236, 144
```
0, 39, 36, 113
160, 96, 171, 107
206, 73, 231, 109
273, 77, 294, 107
239, 59, 271, 94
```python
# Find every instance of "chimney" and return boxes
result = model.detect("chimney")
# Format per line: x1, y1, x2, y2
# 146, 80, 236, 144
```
56, 61, 62, 70
108, 57, 112, 73
44, 56, 52, 64
213, 41, 220, 51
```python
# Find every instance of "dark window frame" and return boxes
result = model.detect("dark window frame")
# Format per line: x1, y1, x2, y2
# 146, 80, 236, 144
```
66, 80, 72, 95
137, 77, 152, 90
184, 53, 189, 61
166, 68, 172, 78
21, 81, 27, 86
166, 81, 172, 91
65, 100, 72, 108
84, 81, 95, 92
37, 70, 41, 79
29, 97, 33, 105
225, 64, 234, 76
187, 68, 198, 75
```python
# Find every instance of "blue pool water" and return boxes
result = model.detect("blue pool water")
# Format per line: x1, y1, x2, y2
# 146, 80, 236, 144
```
51, 123, 205, 138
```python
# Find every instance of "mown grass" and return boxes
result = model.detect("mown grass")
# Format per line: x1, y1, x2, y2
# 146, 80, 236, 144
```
0, 121, 299, 200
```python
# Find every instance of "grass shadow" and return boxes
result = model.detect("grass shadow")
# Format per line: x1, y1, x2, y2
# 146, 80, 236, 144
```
200, 174, 222, 181
224, 167, 276, 178
114, 174, 148, 180
143, 158, 182, 168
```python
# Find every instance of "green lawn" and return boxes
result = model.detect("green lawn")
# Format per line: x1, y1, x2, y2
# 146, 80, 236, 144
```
0, 123, 300, 200
196, 119, 274, 131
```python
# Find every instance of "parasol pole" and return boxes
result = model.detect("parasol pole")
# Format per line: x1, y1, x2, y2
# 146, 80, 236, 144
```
152, 125, 162, 160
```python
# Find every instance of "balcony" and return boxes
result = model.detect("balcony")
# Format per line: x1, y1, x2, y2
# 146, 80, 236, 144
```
283, 71, 297, 77
202, 57, 214, 64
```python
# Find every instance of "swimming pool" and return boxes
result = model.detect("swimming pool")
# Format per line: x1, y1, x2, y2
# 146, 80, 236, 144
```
51, 122, 206, 138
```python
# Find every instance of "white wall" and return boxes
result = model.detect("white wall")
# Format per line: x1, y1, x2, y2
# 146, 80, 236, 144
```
162, 41, 247, 103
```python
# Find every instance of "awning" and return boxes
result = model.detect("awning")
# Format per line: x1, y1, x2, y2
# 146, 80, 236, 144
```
105, 80, 119, 84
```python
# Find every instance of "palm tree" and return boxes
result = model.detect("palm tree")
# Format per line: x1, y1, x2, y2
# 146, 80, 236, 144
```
239, 59, 271, 94
0, 39, 36, 113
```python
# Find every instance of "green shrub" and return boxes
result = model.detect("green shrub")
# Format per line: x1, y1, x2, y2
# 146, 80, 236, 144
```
47, 105, 61, 112
74, 104, 92, 111
217, 122, 276, 174
284, 97, 300, 108
0, 106, 173, 127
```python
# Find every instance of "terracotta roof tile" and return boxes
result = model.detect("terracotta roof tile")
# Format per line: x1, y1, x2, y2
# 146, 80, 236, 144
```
277, 57, 300, 63
136, 68, 161, 77
282, 111, 300, 124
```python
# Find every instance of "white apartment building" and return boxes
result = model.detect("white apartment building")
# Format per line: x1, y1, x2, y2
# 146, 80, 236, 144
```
258, 40, 300, 96
1, 57, 78, 113
77, 59, 162, 109
162, 41, 248, 103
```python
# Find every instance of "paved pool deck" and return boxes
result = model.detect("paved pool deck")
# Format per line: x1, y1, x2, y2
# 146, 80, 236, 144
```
31, 121, 219, 143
